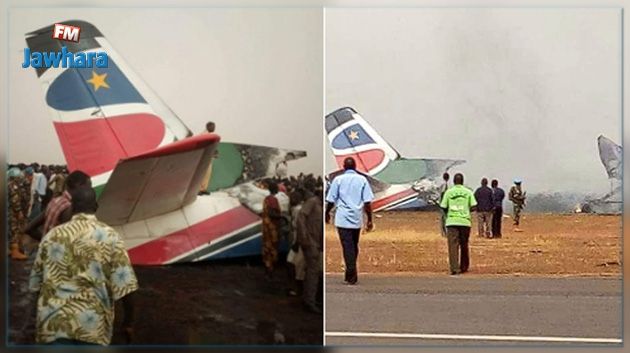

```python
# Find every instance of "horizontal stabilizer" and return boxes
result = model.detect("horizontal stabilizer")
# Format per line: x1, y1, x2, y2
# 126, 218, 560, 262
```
96, 134, 220, 225
208, 143, 306, 191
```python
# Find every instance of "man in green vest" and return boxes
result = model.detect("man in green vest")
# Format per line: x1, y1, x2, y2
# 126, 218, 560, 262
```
440, 173, 477, 275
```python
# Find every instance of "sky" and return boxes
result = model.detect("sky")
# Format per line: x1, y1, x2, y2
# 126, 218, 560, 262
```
326, 8, 622, 194
8, 8, 323, 176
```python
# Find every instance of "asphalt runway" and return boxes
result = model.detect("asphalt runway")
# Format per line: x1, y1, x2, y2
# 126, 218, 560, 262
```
325, 275, 622, 346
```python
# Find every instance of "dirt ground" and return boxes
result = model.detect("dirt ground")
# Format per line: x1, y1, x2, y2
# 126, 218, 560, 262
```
9, 258, 323, 345
326, 212, 621, 276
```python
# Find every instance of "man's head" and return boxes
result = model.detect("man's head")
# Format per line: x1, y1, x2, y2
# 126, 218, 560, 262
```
206, 121, 215, 133
481, 178, 488, 186
453, 173, 464, 185
303, 178, 317, 194
70, 187, 98, 215
491, 179, 498, 188
343, 157, 357, 171
268, 181, 279, 195
514, 178, 522, 186
443, 172, 450, 182
289, 189, 304, 206
65, 170, 92, 191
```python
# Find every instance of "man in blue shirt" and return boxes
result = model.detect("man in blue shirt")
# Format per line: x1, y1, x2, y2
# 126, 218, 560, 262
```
325, 157, 374, 285
491, 179, 506, 238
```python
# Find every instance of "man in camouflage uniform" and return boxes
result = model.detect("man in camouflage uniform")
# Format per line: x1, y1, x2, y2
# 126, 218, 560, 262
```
508, 179, 526, 232
22, 167, 34, 215
8, 168, 28, 260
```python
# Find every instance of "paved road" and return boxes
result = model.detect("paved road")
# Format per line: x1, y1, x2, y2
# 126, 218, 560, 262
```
325, 275, 622, 346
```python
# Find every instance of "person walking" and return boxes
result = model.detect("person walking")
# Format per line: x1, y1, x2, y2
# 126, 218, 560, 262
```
325, 157, 374, 285
440, 173, 477, 275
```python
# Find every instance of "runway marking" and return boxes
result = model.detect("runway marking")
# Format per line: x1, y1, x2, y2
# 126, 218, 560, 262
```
325, 332, 622, 344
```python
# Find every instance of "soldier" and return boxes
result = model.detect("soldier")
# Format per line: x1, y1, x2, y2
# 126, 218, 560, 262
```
508, 179, 526, 232
7, 168, 28, 260
22, 167, 34, 215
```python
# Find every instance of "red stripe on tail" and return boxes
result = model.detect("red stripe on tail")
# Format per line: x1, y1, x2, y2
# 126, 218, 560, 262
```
335, 149, 385, 174
54, 113, 165, 176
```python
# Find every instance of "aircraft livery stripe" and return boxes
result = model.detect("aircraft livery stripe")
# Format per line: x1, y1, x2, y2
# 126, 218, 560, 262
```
172, 223, 262, 263
373, 188, 418, 211
334, 149, 386, 175
127, 205, 260, 265
53, 113, 166, 177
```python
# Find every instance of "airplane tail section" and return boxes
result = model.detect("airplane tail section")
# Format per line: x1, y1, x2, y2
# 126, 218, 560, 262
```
325, 107, 399, 175
25, 20, 192, 187
326, 107, 465, 184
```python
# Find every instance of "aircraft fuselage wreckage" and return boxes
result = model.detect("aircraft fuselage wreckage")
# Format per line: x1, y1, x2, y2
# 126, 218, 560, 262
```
25, 20, 306, 265
325, 107, 464, 211
576, 135, 622, 215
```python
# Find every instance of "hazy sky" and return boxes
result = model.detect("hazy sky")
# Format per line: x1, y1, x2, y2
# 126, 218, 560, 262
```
9, 8, 323, 175
326, 8, 621, 194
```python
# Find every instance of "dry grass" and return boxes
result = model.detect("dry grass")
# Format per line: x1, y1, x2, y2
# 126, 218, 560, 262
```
325, 212, 621, 276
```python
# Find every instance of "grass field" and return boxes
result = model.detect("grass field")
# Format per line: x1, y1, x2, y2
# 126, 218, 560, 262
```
325, 212, 621, 276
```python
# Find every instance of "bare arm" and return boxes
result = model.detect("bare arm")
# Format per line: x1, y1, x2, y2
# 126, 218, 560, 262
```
325, 202, 334, 224
364, 202, 373, 231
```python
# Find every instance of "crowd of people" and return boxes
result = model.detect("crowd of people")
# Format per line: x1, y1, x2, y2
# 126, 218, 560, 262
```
7, 163, 69, 259
8, 163, 136, 345
260, 173, 324, 314
8, 160, 324, 345
438, 172, 527, 240
438, 173, 526, 275
325, 156, 529, 280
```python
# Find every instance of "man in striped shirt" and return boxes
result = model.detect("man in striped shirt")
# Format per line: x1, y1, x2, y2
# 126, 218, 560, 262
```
25, 170, 92, 240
